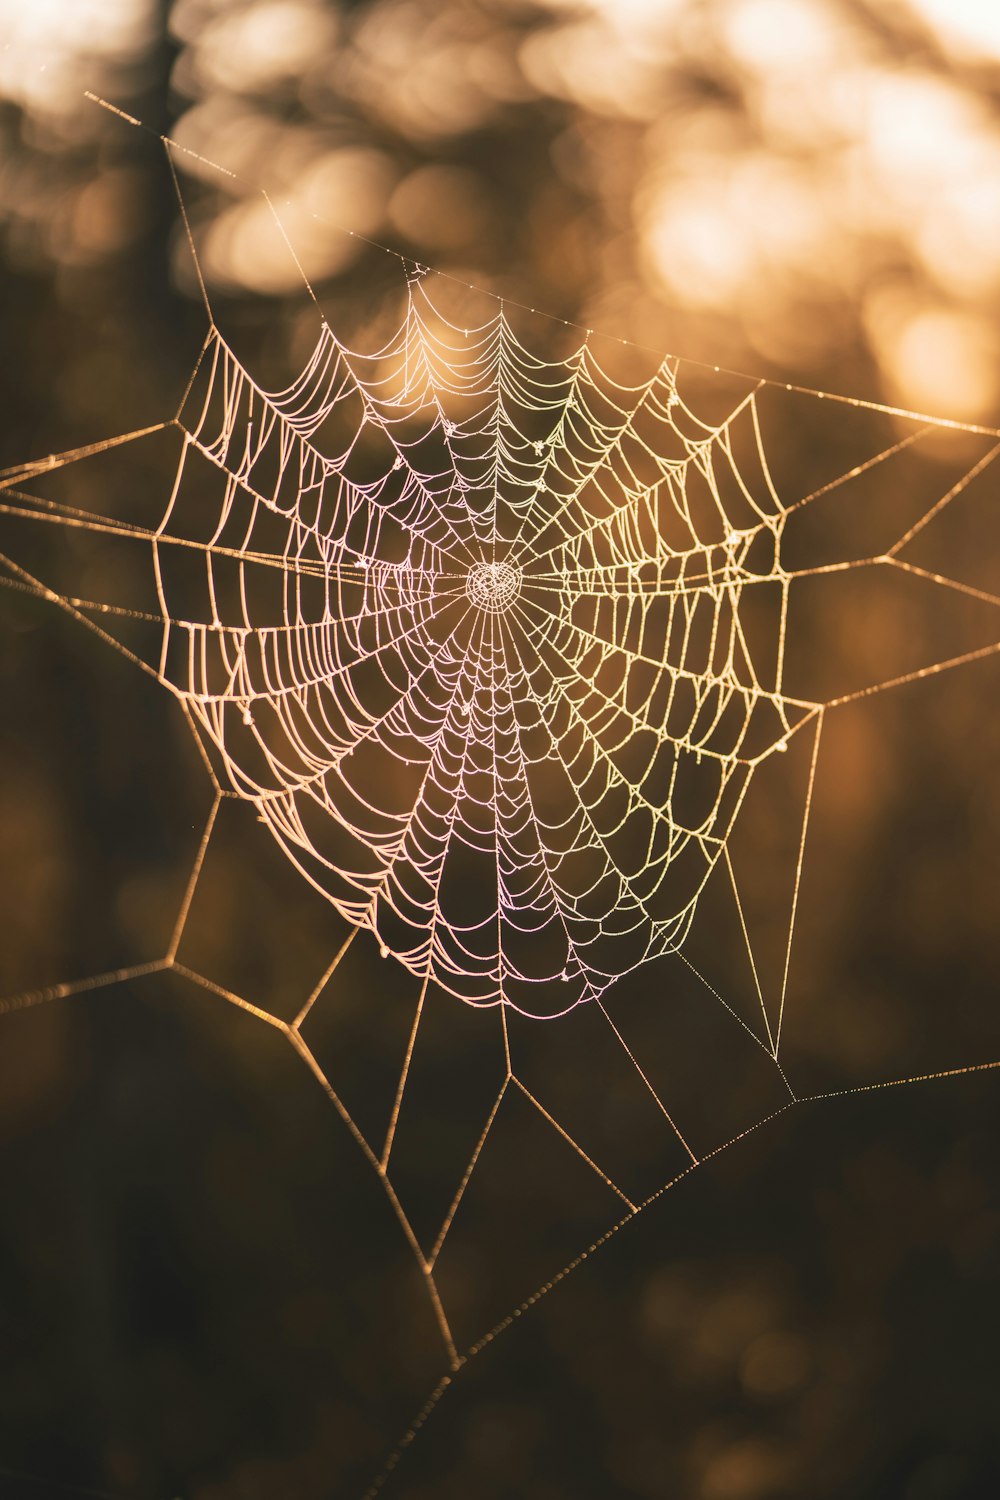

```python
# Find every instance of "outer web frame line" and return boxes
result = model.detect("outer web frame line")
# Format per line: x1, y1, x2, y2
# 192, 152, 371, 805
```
888, 438, 1000, 556
362, 1096, 796, 1500
799, 1057, 1000, 1103
824, 637, 1000, 711
0, 938, 996, 1496
510, 1076, 638, 1212
0, 961, 170, 1019
0, 423, 172, 488
293, 926, 359, 1030
166, 790, 222, 963
79, 88, 1000, 447
596, 999, 699, 1165
674, 949, 786, 1071
887, 556, 1000, 611
774, 708, 824, 1059
724, 843, 774, 1053
284, 1025, 462, 1372
380, 967, 431, 1170
426, 1078, 510, 1271
363, 1049, 1000, 1497
0, 549, 174, 691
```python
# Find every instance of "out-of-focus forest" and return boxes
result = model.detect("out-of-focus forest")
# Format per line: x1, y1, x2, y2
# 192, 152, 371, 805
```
0, 3, 998, 1499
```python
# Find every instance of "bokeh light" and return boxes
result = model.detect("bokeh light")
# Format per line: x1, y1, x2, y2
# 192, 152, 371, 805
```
2, 0, 1000, 417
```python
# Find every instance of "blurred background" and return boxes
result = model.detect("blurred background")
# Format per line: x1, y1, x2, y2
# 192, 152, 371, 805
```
0, 2, 998, 1499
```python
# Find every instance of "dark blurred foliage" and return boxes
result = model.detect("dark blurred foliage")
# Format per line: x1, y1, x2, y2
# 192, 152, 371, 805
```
0, 3, 998, 1499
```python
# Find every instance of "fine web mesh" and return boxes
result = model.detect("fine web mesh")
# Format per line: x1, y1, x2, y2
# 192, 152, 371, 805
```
147, 272, 813, 1014
1, 123, 998, 1494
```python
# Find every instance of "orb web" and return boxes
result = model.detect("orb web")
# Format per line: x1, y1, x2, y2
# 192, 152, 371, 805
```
0, 119, 998, 1497
80, 233, 822, 1019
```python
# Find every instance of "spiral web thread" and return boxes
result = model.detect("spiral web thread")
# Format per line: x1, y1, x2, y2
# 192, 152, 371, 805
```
1, 121, 999, 1493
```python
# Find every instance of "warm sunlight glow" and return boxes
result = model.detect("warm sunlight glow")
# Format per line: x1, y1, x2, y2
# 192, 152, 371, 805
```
908, 0, 1000, 62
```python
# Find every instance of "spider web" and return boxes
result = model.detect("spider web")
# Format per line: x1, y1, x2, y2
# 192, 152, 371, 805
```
1, 122, 998, 1495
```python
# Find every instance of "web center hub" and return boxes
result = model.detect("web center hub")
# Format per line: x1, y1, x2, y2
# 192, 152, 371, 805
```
466, 560, 522, 613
